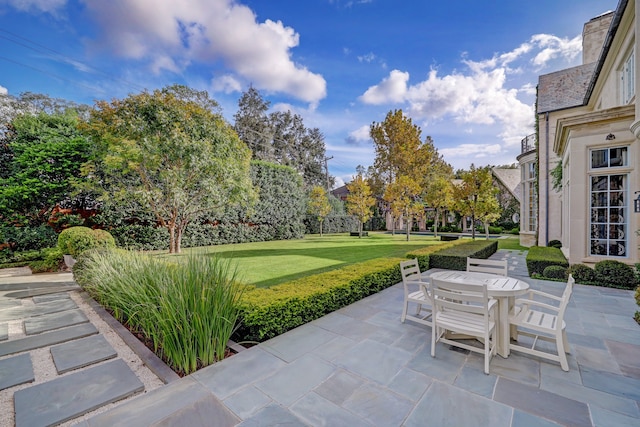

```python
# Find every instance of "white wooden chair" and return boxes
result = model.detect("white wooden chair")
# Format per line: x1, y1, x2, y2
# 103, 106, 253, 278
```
508, 275, 574, 371
430, 277, 497, 374
467, 257, 508, 276
400, 259, 432, 327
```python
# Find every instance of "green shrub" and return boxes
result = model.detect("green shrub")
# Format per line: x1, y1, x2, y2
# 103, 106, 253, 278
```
566, 264, 596, 284
76, 249, 243, 375
547, 240, 562, 249
594, 260, 638, 290
509, 227, 520, 235
428, 240, 498, 271
237, 256, 403, 342
488, 226, 502, 234
543, 265, 567, 280
635, 285, 640, 325
29, 247, 63, 273
0, 225, 57, 251
406, 239, 468, 271
57, 226, 116, 257
526, 246, 568, 276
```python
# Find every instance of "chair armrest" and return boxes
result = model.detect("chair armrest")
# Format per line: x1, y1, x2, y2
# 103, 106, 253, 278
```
525, 289, 562, 302
514, 298, 560, 313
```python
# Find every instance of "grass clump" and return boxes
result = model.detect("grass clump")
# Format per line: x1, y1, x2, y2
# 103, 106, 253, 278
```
74, 248, 243, 375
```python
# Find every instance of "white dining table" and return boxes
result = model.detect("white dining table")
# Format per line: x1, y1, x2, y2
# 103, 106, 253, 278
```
429, 270, 530, 358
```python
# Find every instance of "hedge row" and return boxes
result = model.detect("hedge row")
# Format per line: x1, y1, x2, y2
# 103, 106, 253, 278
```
427, 240, 499, 271
236, 238, 497, 342
526, 246, 569, 276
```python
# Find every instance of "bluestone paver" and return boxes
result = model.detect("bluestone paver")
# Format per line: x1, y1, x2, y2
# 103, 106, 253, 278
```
50, 334, 117, 374
0, 297, 77, 322
0, 322, 7, 341
259, 323, 337, 363
342, 381, 414, 426
334, 338, 414, 385
0, 322, 97, 357
239, 403, 309, 427
0, 353, 34, 390
32, 292, 71, 303
289, 393, 372, 427
24, 308, 88, 335
579, 366, 640, 401
14, 359, 144, 427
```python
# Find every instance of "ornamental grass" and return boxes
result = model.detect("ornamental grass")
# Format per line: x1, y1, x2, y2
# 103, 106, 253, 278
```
74, 249, 243, 375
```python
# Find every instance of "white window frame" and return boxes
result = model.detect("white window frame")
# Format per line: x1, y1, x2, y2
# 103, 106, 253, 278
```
621, 48, 635, 104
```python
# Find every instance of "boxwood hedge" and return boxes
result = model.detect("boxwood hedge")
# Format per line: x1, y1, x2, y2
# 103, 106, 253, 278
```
526, 246, 568, 276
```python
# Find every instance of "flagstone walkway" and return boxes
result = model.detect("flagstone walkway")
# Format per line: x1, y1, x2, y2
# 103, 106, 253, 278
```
1, 249, 639, 426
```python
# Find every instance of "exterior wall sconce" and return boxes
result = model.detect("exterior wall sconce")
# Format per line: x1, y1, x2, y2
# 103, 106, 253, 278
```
606, 133, 616, 140
635, 191, 640, 213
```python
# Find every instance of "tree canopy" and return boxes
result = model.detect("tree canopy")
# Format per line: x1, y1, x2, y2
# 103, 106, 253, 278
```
452, 164, 499, 240
346, 173, 376, 238
308, 186, 332, 237
80, 85, 255, 253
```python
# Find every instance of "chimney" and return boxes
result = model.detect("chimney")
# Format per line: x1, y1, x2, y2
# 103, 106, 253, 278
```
582, 11, 615, 64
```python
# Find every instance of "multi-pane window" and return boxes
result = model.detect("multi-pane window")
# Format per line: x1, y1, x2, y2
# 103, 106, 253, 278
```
590, 174, 627, 257
621, 49, 635, 104
591, 146, 628, 169
522, 161, 537, 232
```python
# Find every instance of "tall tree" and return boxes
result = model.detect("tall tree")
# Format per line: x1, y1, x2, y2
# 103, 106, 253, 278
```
0, 111, 91, 224
233, 86, 275, 161
346, 173, 376, 238
452, 164, 495, 240
384, 175, 423, 241
81, 85, 255, 253
423, 175, 454, 238
308, 186, 332, 237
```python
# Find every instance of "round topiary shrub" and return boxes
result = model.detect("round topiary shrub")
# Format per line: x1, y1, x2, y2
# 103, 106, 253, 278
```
57, 226, 116, 258
566, 263, 596, 284
594, 260, 638, 290
547, 240, 562, 249
543, 265, 567, 280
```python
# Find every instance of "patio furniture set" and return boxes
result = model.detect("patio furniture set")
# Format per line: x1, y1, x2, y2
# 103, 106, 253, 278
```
400, 257, 573, 374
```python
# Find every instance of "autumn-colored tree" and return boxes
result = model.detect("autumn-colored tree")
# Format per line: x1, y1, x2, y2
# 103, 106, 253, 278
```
477, 190, 502, 239
423, 175, 454, 237
80, 85, 255, 253
452, 164, 496, 240
384, 175, 423, 241
346, 173, 376, 238
308, 186, 332, 237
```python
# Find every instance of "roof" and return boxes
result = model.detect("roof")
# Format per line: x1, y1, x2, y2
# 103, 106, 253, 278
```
537, 63, 597, 113
491, 168, 521, 202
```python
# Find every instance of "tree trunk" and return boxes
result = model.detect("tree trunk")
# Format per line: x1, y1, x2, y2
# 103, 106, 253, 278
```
434, 209, 439, 238
175, 225, 183, 253
471, 213, 476, 240
390, 214, 395, 236
405, 213, 411, 241
359, 221, 363, 238
319, 219, 323, 237
484, 221, 489, 239
168, 224, 176, 254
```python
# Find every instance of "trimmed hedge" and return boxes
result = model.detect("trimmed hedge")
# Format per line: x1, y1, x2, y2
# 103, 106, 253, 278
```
566, 264, 596, 284
543, 265, 567, 280
236, 257, 404, 341
594, 260, 638, 290
526, 246, 568, 276
427, 240, 499, 271
406, 239, 469, 272
57, 226, 116, 257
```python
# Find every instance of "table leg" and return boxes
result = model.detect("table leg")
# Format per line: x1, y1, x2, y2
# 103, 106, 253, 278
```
497, 297, 510, 358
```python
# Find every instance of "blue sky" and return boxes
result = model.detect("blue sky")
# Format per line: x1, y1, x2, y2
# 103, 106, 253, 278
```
0, 0, 619, 187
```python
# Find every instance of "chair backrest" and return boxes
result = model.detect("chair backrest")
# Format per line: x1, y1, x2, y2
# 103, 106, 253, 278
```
431, 277, 491, 322
556, 274, 575, 322
400, 259, 422, 284
467, 257, 508, 276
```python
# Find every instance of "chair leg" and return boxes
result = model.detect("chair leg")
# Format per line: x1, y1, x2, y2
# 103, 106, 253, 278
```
556, 332, 569, 372
562, 329, 570, 354
414, 303, 422, 315
401, 300, 408, 323
431, 326, 437, 358
484, 333, 490, 374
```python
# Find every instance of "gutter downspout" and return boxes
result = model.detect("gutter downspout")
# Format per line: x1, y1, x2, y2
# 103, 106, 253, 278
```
545, 112, 549, 245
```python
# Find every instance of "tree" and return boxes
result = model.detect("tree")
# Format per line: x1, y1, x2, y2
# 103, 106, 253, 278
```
346, 173, 375, 238
0, 111, 92, 224
452, 165, 496, 240
81, 85, 255, 253
423, 175, 454, 238
233, 86, 275, 161
477, 192, 502, 239
384, 175, 423, 241
308, 186, 332, 237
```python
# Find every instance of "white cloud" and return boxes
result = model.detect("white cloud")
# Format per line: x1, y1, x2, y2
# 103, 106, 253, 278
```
530, 34, 582, 68
80, 0, 326, 104
440, 143, 502, 158
345, 124, 371, 145
3, 0, 67, 13
211, 74, 243, 93
360, 69, 408, 104
358, 53, 376, 63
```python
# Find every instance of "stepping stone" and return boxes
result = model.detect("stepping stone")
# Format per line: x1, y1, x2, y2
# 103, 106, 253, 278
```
33, 292, 71, 303
0, 323, 7, 341
0, 353, 34, 390
24, 308, 88, 335
0, 299, 22, 310
0, 281, 76, 292
0, 322, 98, 357
14, 359, 144, 427
5, 285, 79, 299
51, 335, 117, 374
0, 298, 77, 322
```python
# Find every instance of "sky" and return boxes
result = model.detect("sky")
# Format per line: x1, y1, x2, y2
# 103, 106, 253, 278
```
0, 0, 620, 188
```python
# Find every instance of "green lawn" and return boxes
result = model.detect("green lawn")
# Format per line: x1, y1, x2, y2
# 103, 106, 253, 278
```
497, 235, 527, 251
162, 232, 448, 288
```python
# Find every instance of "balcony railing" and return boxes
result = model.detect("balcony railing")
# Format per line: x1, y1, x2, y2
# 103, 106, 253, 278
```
521, 134, 536, 154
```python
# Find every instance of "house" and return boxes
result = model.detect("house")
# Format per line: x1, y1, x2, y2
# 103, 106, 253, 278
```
520, 0, 639, 266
